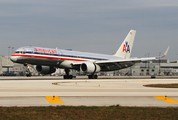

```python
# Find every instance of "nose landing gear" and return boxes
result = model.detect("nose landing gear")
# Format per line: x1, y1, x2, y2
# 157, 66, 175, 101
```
25, 65, 32, 77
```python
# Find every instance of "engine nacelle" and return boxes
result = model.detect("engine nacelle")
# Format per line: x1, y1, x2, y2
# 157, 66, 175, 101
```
36, 65, 56, 74
80, 63, 101, 73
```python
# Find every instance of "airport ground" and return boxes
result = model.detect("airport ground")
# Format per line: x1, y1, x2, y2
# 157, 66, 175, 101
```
0, 76, 178, 107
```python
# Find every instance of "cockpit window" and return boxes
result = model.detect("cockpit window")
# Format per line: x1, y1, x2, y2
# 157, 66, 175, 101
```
15, 51, 25, 54
15, 51, 20, 53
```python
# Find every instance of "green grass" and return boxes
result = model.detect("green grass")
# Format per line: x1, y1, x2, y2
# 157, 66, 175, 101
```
143, 83, 178, 88
0, 106, 178, 120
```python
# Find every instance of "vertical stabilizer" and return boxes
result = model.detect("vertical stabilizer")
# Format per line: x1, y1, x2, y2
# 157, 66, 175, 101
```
114, 30, 136, 59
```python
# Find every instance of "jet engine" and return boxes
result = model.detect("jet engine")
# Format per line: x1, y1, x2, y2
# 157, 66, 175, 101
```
36, 65, 56, 74
80, 63, 101, 73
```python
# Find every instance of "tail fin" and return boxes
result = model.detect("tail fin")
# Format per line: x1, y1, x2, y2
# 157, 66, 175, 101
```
114, 30, 136, 59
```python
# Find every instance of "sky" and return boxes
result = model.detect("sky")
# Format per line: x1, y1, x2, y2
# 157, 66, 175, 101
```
0, 0, 178, 61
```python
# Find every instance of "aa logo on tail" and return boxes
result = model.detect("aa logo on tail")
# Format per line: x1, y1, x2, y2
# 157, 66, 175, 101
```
122, 41, 130, 53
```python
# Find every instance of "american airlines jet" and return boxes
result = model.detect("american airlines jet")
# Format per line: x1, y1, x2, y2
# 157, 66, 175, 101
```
10, 30, 169, 79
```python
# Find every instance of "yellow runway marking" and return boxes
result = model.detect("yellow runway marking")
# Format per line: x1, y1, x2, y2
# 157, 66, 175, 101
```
52, 83, 58, 85
46, 96, 65, 104
154, 96, 178, 104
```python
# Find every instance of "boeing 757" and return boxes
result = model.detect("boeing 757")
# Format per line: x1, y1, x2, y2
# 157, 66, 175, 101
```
10, 30, 169, 79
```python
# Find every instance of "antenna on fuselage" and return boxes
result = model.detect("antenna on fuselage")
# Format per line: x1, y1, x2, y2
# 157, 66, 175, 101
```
66, 49, 72, 51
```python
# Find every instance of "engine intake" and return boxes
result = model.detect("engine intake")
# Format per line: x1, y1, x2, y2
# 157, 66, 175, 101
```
80, 63, 101, 73
36, 65, 56, 74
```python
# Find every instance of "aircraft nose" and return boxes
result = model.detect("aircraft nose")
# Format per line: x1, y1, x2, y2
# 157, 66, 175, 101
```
10, 56, 18, 62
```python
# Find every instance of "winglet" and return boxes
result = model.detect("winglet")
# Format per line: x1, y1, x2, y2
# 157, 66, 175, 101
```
156, 46, 170, 58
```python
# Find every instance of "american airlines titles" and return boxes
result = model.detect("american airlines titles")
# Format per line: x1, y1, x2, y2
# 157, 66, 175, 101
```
35, 48, 57, 54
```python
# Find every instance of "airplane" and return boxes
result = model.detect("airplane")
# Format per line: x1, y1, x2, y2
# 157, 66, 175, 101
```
10, 30, 170, 79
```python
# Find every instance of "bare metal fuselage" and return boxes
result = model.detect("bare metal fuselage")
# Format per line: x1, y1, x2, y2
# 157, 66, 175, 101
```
10, 46, 124, 71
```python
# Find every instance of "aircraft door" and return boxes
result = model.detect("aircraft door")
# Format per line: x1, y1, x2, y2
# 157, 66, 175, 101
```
57, 50, 63, 65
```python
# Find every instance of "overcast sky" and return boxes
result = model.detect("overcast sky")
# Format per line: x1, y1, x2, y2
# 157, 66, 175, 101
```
0, 0, 178, 61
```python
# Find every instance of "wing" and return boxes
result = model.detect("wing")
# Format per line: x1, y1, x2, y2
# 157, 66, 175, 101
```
94, 57, 156, 71
72, 57, 156, 71
72, 46, 170, 71
97, 46, 170, 71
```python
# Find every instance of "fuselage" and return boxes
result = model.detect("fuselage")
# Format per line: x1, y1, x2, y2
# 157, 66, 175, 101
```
10, 46, 121, 69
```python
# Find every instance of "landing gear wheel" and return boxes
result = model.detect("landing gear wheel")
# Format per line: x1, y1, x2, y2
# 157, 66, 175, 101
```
69, 75, 73, 79
94, 75, 98, 79
63, 69, 74, 79
64, 75, 67, 79
88, 75, 98, 79
26, 73, 31, 77
63, 75, 73, 79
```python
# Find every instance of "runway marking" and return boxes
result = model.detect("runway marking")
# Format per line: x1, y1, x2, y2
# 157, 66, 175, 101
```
46, 96, 65, 104
154, 96, 178, 104
52, 83, 58, 85
137, 80, 143, 82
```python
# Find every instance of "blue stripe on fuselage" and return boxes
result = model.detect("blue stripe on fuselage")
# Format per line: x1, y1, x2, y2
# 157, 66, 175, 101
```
25, 51, 108, 61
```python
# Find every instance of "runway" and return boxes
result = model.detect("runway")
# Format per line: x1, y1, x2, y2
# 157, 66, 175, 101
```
0, 76, 178, 107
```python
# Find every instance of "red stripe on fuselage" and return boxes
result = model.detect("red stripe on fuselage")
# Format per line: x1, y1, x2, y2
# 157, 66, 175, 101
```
11, 54, 88, 62
11, 54, 32, 58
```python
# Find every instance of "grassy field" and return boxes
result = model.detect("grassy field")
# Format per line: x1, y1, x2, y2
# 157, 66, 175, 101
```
144, 83, 178, 88
0, 106, 178, 120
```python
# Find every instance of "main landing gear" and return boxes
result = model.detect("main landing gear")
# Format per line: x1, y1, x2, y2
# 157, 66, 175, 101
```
88, 75, 98, 79
63, 69, 98, 79
63, 69, 73, 79
63, 75, 73, 79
